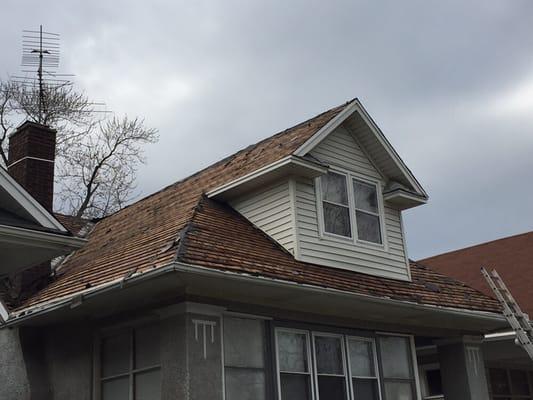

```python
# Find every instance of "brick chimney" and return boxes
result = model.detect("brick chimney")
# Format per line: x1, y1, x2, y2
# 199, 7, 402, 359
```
6, 121, 57, 301
8, 121, 57, 212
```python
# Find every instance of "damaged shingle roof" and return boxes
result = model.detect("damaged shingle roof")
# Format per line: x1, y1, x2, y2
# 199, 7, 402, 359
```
13, 100, 501, 314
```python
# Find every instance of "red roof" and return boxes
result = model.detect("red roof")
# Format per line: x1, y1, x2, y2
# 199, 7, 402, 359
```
419, 232, 533, 316
9, 100, 501, 316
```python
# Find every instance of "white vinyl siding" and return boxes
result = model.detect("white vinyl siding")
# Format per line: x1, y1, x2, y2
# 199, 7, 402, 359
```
230, 180, 296, 254
296, 125, 410, 280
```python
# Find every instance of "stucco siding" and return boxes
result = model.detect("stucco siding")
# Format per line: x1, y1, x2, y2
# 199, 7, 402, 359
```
231, 180, 295, 254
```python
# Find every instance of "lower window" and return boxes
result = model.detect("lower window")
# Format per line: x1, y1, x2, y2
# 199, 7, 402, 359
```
489, 368, 533, 399
275, 328, 416, 400
99, 324, 161, 400
223, 316, 268, 400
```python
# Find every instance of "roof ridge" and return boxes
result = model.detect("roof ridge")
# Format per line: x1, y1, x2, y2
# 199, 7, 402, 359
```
419, 230, 533, 263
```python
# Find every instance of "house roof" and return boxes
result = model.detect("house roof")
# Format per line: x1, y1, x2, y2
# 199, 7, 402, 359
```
9, 99, 500, 316
419, 232, 533, 316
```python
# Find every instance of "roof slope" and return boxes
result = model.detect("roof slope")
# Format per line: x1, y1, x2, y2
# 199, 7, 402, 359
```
419, 232, 533, 316
16, 102, 347, 310
12, 99, 500, 316
179, 197, 500, 313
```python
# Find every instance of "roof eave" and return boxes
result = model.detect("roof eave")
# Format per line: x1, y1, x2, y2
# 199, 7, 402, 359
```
3, 260, 506, 331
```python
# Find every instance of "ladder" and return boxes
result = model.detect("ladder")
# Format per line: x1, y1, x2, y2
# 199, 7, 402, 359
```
481, 267, 533, 361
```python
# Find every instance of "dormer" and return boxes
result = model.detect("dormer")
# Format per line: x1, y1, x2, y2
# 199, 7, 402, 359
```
208, 99, 427, 281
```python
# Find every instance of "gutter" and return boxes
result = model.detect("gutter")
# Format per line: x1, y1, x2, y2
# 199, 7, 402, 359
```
0, 224, 87, 249
2, 261, 506, 327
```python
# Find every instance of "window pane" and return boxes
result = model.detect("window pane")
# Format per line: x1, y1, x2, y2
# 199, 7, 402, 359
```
384, 381, 413, 400
353, 378, 379, 400
324, 203, 351, 237
278, 331, 309, 372
318, 376, 347, 400
354, 180, 378, 213
225, 368, 266, 400
510, 370, 530, 395
102, 332, 130, 377
315, 336, 343, 375
379, 337, 412, 379
135, 369, 161, 400
356, 211, 381, 244
224, 317, 265, 368
280, 373, 311, 400
321, 173, 348, 205
490, 368, 511, 395
348, 339, 375, 377
102, 376, 129, 400
135, 325, 160, 369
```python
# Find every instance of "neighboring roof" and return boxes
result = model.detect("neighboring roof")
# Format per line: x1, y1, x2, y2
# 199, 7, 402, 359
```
53, 213, 94, 237
10, 99, 497, 317
419, 232, 533, 316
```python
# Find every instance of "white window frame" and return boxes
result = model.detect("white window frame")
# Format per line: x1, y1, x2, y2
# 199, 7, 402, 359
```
346, 336, 383, 400
316, 167, 387, 249
311, 331, 351, 400
275, 327, 315, 400
376, 332, 422, 400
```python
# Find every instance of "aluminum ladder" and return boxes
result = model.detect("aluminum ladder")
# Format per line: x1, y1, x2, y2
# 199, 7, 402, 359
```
481, 267, 533, 361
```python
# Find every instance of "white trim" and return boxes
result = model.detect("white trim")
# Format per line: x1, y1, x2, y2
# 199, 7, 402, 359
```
156, 301, 226, 318
294, 99, 428, 199
294, 100, 360, 156
206, 156, 328, 199
0, 167, 66, 232
5, 260, 507, 327
288, 177, 300, 258
410, 335, 423, 400
7, 155, 54, 169
0, 224, 86, 249
222, 311, 273, 320
400, 212, 412, 280
383, 189, 427, 205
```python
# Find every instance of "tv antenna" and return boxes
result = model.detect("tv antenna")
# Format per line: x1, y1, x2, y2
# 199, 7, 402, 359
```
9, 25, 107, 124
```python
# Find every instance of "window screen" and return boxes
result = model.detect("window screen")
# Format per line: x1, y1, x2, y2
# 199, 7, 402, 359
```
314, 335, 348, 400
348, 338, 379, 400
224, 317, 267, 400
277, 330, 313, 400
378, 336, 415, 400
321, 173, 351, 237
100, 324, 161, 400
353, 179, 382, 244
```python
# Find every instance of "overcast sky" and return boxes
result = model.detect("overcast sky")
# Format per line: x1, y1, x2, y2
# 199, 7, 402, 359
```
2, 1, 533, 259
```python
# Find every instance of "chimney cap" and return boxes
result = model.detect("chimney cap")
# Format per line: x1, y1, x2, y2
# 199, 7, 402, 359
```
9, 120, 57, 139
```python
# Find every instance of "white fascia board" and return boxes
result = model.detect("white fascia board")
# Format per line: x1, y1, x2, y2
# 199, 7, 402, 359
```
0, 299, 9, 324
294, 99, 428, 199
5, 260, 506, 327
170, 262, 505, 323
0, 224, 87, 250
0, 167, 66, 232
206, 155, 328, 198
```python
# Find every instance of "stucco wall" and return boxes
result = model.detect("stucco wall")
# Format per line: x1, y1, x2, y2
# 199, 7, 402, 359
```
0, 328, 30, 400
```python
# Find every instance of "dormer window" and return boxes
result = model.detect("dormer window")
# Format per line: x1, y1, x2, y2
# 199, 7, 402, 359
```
319, 172, 383, 245
353, 179, 382, 244
320, 172, 351, 237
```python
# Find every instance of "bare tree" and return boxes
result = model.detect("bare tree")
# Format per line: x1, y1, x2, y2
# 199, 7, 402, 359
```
0, 78, 159, 218
56, 116, 158, 218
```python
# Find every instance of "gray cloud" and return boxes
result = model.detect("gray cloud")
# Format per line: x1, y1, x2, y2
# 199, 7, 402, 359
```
2, 0, 533, 259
